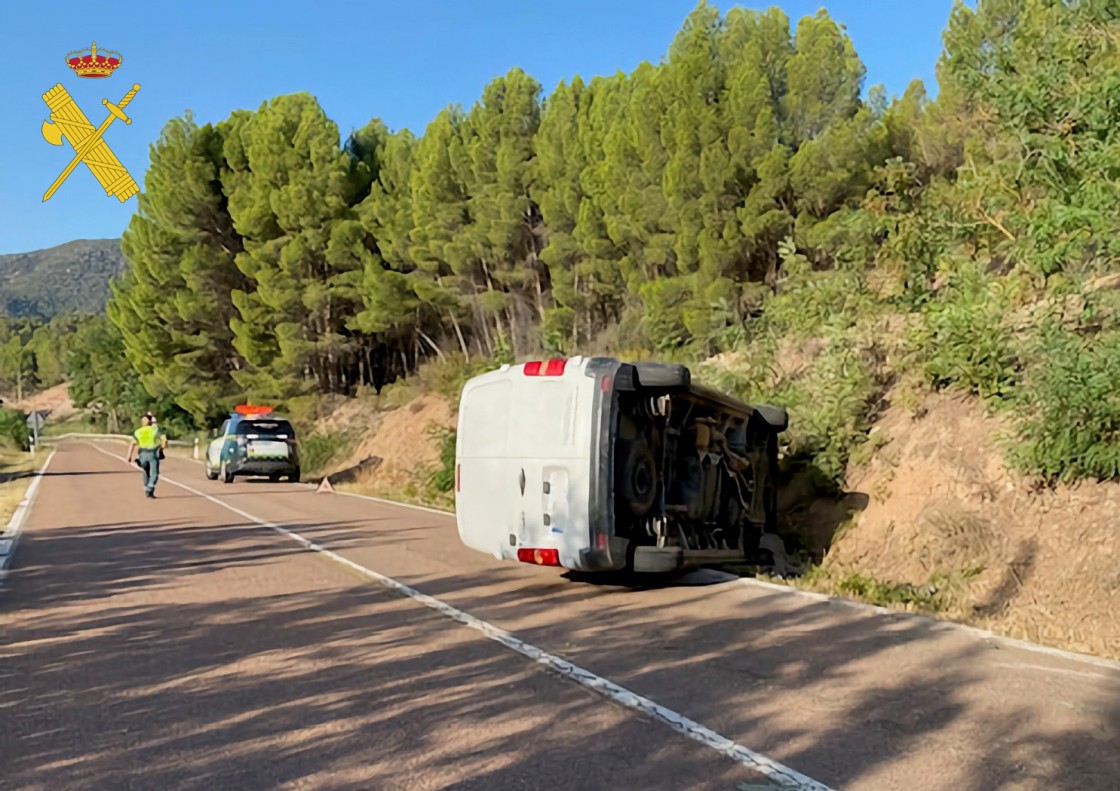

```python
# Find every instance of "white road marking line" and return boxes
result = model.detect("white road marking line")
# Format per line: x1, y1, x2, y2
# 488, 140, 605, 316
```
742, 579, 1120, 674
87, 443, 832, 791
109, 440, 1120, 675
991, 662, 1120, 683
0, 449, 57, 579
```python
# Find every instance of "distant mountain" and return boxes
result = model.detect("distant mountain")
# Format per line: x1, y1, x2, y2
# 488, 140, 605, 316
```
0, 239, 127, 318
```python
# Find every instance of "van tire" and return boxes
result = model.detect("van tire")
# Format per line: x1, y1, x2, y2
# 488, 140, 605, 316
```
753, 404, 789, 433
632, 362, 690, 389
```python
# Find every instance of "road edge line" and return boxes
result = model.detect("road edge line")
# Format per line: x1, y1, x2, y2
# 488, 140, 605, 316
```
313, 486, 1120, 674
86, 442, 834, 791
0, 448, 58, 582
90, 440, 1120, 673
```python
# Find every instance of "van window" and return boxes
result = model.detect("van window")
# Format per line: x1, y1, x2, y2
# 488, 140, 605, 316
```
460, 380, 512, 457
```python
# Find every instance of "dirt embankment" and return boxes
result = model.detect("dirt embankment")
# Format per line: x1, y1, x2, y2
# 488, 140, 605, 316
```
322, 394, 456, 498
6, 383, 77, 422
818, 392, 1120, 659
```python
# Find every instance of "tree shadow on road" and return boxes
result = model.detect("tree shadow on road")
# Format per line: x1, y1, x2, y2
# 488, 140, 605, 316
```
1, 503, 1117, 791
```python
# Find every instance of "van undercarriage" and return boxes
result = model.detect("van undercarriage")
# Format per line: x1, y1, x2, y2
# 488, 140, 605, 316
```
609, 364, 786, 573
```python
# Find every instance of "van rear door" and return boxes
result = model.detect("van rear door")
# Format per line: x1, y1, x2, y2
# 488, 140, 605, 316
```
455, 361, 594, 568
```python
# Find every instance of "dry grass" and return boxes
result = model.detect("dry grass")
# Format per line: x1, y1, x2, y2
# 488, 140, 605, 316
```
0, 447, 38, 527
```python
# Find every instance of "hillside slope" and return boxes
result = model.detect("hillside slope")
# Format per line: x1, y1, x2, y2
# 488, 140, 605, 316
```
0, 239, 125, 318
814, 391, 1120, 659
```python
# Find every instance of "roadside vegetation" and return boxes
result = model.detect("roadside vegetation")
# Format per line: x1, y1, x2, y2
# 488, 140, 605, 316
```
4, 1, 1119, 651
0, 412, 35, 524
82, 0, 1120, 492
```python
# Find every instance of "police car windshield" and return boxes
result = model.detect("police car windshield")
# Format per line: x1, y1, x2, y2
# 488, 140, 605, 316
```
235, 419, 295, 438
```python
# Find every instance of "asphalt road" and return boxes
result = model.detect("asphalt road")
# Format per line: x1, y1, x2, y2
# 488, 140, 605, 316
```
1, 442, 1117, 791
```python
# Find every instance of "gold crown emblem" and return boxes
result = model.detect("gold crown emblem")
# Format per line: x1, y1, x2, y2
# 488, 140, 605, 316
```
65, 42, 122, 79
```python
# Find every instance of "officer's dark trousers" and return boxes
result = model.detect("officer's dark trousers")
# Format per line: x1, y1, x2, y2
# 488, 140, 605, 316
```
138, 449, 160, 494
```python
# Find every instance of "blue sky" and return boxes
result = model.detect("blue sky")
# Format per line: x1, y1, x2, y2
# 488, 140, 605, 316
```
1, 0, 956, 255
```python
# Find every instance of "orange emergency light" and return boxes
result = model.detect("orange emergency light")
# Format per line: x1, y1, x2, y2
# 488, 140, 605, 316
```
234, 404, 274, 416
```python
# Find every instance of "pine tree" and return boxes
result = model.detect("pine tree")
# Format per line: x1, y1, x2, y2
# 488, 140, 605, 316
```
224, 94, 380, 398
452, 69, 545, 357
534, 77, 587, 351
109, 116, 249, 424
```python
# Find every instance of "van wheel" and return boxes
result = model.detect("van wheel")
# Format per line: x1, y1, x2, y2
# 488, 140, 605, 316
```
221, 462, 234, 484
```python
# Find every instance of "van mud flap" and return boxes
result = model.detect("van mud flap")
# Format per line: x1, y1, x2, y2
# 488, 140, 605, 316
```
631, 546, 744, 574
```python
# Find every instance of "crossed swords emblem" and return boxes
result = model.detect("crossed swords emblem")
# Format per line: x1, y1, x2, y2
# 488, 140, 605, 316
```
40, 82, 141, 203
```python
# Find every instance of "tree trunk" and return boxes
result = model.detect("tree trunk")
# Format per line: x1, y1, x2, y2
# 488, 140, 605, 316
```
475, 297, 494, 357
417, 328, 446, 361
505, 305, 518, 360
532, 254, 544, 318
449, 312, 469, 357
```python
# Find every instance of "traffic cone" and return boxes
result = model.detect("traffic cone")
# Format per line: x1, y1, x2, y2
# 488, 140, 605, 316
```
316, 476, 334, 494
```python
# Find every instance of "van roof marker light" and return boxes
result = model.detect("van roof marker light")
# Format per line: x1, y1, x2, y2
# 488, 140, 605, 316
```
523, 358, 567, 377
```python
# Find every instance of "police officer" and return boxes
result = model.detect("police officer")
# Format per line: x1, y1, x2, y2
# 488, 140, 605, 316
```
126, 412, 168, 498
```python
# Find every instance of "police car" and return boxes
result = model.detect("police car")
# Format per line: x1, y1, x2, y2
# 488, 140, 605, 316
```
204, 405, 301, 484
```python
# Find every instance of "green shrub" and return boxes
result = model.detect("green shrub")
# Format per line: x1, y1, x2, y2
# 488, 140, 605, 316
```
915, 264, 1020, 400
781, 340, 880, 487
1009, 325, 1120, 481
300, 431, 352, 475
698, 331, 881, 491
0, 408, 29, 450
761, 239, 880, 340
427, 425, 457, 494
834, 571, 938, 610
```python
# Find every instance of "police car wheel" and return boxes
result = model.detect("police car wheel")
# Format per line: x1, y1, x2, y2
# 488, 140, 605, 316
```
206, 466, 218, 481
221, 462, 234, 484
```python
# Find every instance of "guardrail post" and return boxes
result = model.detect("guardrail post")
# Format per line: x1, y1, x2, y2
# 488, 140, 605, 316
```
193, 438, 199, 460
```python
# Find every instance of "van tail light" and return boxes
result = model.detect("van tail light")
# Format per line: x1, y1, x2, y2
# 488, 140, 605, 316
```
517, 548, 561, 566
455, 464, 461, 492
523, 358, 567, 377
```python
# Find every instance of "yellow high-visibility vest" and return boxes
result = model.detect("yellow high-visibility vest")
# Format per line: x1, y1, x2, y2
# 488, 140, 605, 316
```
134, 425, 162, 450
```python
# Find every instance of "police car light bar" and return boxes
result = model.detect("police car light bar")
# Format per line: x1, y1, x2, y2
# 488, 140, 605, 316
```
234, 404, 274, 416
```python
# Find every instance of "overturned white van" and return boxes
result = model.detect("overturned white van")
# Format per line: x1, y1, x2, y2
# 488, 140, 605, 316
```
454, 356, 789, 574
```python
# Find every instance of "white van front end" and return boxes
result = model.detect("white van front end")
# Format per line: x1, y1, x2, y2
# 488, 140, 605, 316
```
454, 356, 624, 572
